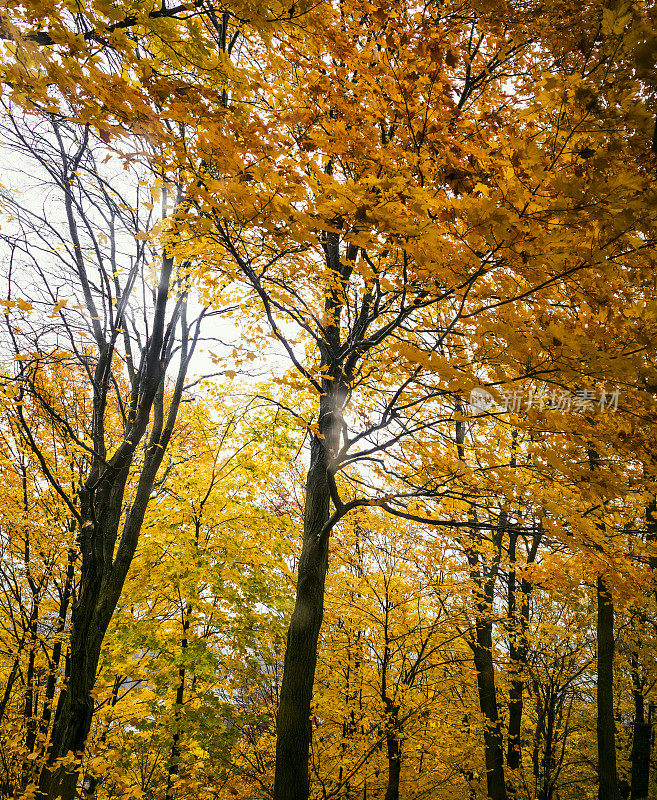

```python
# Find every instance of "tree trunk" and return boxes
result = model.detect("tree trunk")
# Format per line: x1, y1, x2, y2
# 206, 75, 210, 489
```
24, 622, 38, 754
630, 661, 651, 800
631, 497, 657, 798
597, 576, 620, 800
34, 268, 195, 800
36, 598, 107, 800
506, 532, 531, 774
273, 390, 341, 800
381, 576, 401, 800
473, 618, 508, 800
507, 677, 523, 772
384, 726, 401, 800
0, 654, 21, 724
538, 695, 556, 800
166, 604, 191, 800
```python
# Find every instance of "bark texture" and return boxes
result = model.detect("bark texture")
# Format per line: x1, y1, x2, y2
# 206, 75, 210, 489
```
473, 616, 508, 800
272, 233, 360, 800
273, 390, 341, 800
597, 576, 620, 800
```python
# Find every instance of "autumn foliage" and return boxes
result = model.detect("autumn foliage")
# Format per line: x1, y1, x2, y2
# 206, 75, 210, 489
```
0, 1, 656, 800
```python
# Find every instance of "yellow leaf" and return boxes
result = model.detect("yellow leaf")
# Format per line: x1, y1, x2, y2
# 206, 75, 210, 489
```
51, 299, 67, 316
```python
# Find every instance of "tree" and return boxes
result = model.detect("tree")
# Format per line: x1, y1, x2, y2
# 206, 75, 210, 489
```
0, 374, 79, 795
179, 0, 657, 794
1, 1, 657, 799
0, 109, 208, 800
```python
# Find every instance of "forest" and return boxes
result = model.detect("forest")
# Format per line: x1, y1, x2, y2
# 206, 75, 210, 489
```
0, 1, 656, 799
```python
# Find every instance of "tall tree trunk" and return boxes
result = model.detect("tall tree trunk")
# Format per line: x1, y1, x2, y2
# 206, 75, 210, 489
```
597, 576, 620, 800
34, 269, 196, 800
381, 578, 401, 800
538, 694, 556, 800
473, 617, 508, 800
23, 613, 39, 754
384, 723, 401, 800
166, 604, 191, 800
273, 389, 342, 800
630, 657, 651, 800
506, 531, 531, 774
269, 232, 359, 800
631, 497, 657, 797
36, 592, 107, 800
506, 666, 524, 772
458, 417, 507, 800
507, 552, 539, 786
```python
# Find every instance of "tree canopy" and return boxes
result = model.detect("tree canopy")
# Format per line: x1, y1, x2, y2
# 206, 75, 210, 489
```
0, 1, 656, 800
